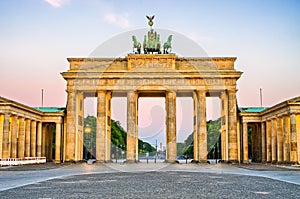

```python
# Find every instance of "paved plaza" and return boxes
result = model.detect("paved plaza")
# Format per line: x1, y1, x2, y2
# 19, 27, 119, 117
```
0, 163, 299, 198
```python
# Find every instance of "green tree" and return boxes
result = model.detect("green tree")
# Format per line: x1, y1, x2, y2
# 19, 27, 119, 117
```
83, 116, 155, 156
177, 118, 222, 159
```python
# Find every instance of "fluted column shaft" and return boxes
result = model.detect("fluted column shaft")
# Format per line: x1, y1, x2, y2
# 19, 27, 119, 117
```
271, 119, 277, 162
228, 90, 238, 162
261, 122, 266, 162
193, 91, 198, 161
36, 122, 42, 157
166, 90, 177, 163
25, 119, 31, 157
0, 115, 4, 158
283, 116, 290, 162
277, 117, 283, 162
2, 114, 10, 158
30, 120, 37, 157
197, 90, 207, 162
65, 88, 76, 161
96, 91, 107, 162
126, 91, 138, 162
55, 122, 61, 163
18, 117, 25, 158
290, 114, 297, 162
11, 116, 18, 158
243, 122, 248, 163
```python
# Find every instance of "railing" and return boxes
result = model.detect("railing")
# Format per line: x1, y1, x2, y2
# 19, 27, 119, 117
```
0, 157, 46, 166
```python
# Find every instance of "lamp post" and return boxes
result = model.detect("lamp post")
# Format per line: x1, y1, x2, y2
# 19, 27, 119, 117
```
115, 140, 119, 163
155, 139, 157, 164
84, 124, 92, 160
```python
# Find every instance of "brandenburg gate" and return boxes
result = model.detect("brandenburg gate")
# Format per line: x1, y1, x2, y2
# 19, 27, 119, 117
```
61, 16, 242, 163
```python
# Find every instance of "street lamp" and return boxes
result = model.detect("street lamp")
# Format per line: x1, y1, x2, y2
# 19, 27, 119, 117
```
84, 124, 92, 160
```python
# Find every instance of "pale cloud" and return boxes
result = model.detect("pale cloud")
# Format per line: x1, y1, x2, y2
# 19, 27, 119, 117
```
187, 32, 214, 44
104, 12, 131, 29
44, 0, 71, 8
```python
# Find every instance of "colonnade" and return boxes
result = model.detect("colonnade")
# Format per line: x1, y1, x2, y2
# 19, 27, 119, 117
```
242, 114, 300, 164
65, 89, 239, 163
0, 113, 63, 163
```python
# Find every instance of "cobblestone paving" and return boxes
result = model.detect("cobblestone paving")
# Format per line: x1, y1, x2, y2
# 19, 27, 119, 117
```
0, 171, 299, 199
0, 163, 299, 198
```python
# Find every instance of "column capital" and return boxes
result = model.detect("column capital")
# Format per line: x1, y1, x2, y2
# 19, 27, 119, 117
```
196, 89, 207, 94
227, 89, 237, 93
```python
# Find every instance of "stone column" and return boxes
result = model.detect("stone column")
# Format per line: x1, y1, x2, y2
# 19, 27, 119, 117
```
277, 117, 283, 163
242, 121, 248, 163
42, 124, 47, 157
55, 122, 61, 163
166, 90, 176, 163
65, 87, 76, 161
0, 114, 3, 159
36, 122, 42, 157
266, 120, 272, 162
11, 115, 18, 158
193, 91, 198, 162
105, 92, 112, 162
296, 114, 300, 164
2, 114, 10, 158
30, 120, 37, 157
127, 90, 138, 162
271, 119, 277, 162
45, 124, 52, 161
220, 91, 228, 161
283, 116, 290, 162
290, 114, 297, 162
96, 91, 107, 162
261, 122, 266, 162
25, 119, 31, 157
228, 90, 238, 162
18, 117, 25, 158
197, 90, 207, 163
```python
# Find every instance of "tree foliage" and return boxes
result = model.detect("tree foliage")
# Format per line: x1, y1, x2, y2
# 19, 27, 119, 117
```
177, 118, 221, 159
84, 116, 155, 154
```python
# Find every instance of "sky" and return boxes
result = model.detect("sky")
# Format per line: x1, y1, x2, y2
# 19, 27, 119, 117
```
1, 0, 300, 144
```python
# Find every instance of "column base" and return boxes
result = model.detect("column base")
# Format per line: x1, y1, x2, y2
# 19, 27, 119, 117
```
124, 160, 138, 164
224, 160, 239, 164
198, 160, 209, 164
165, 160, 179, 164
54, 160, 61, 164
95, 160, 105, 164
